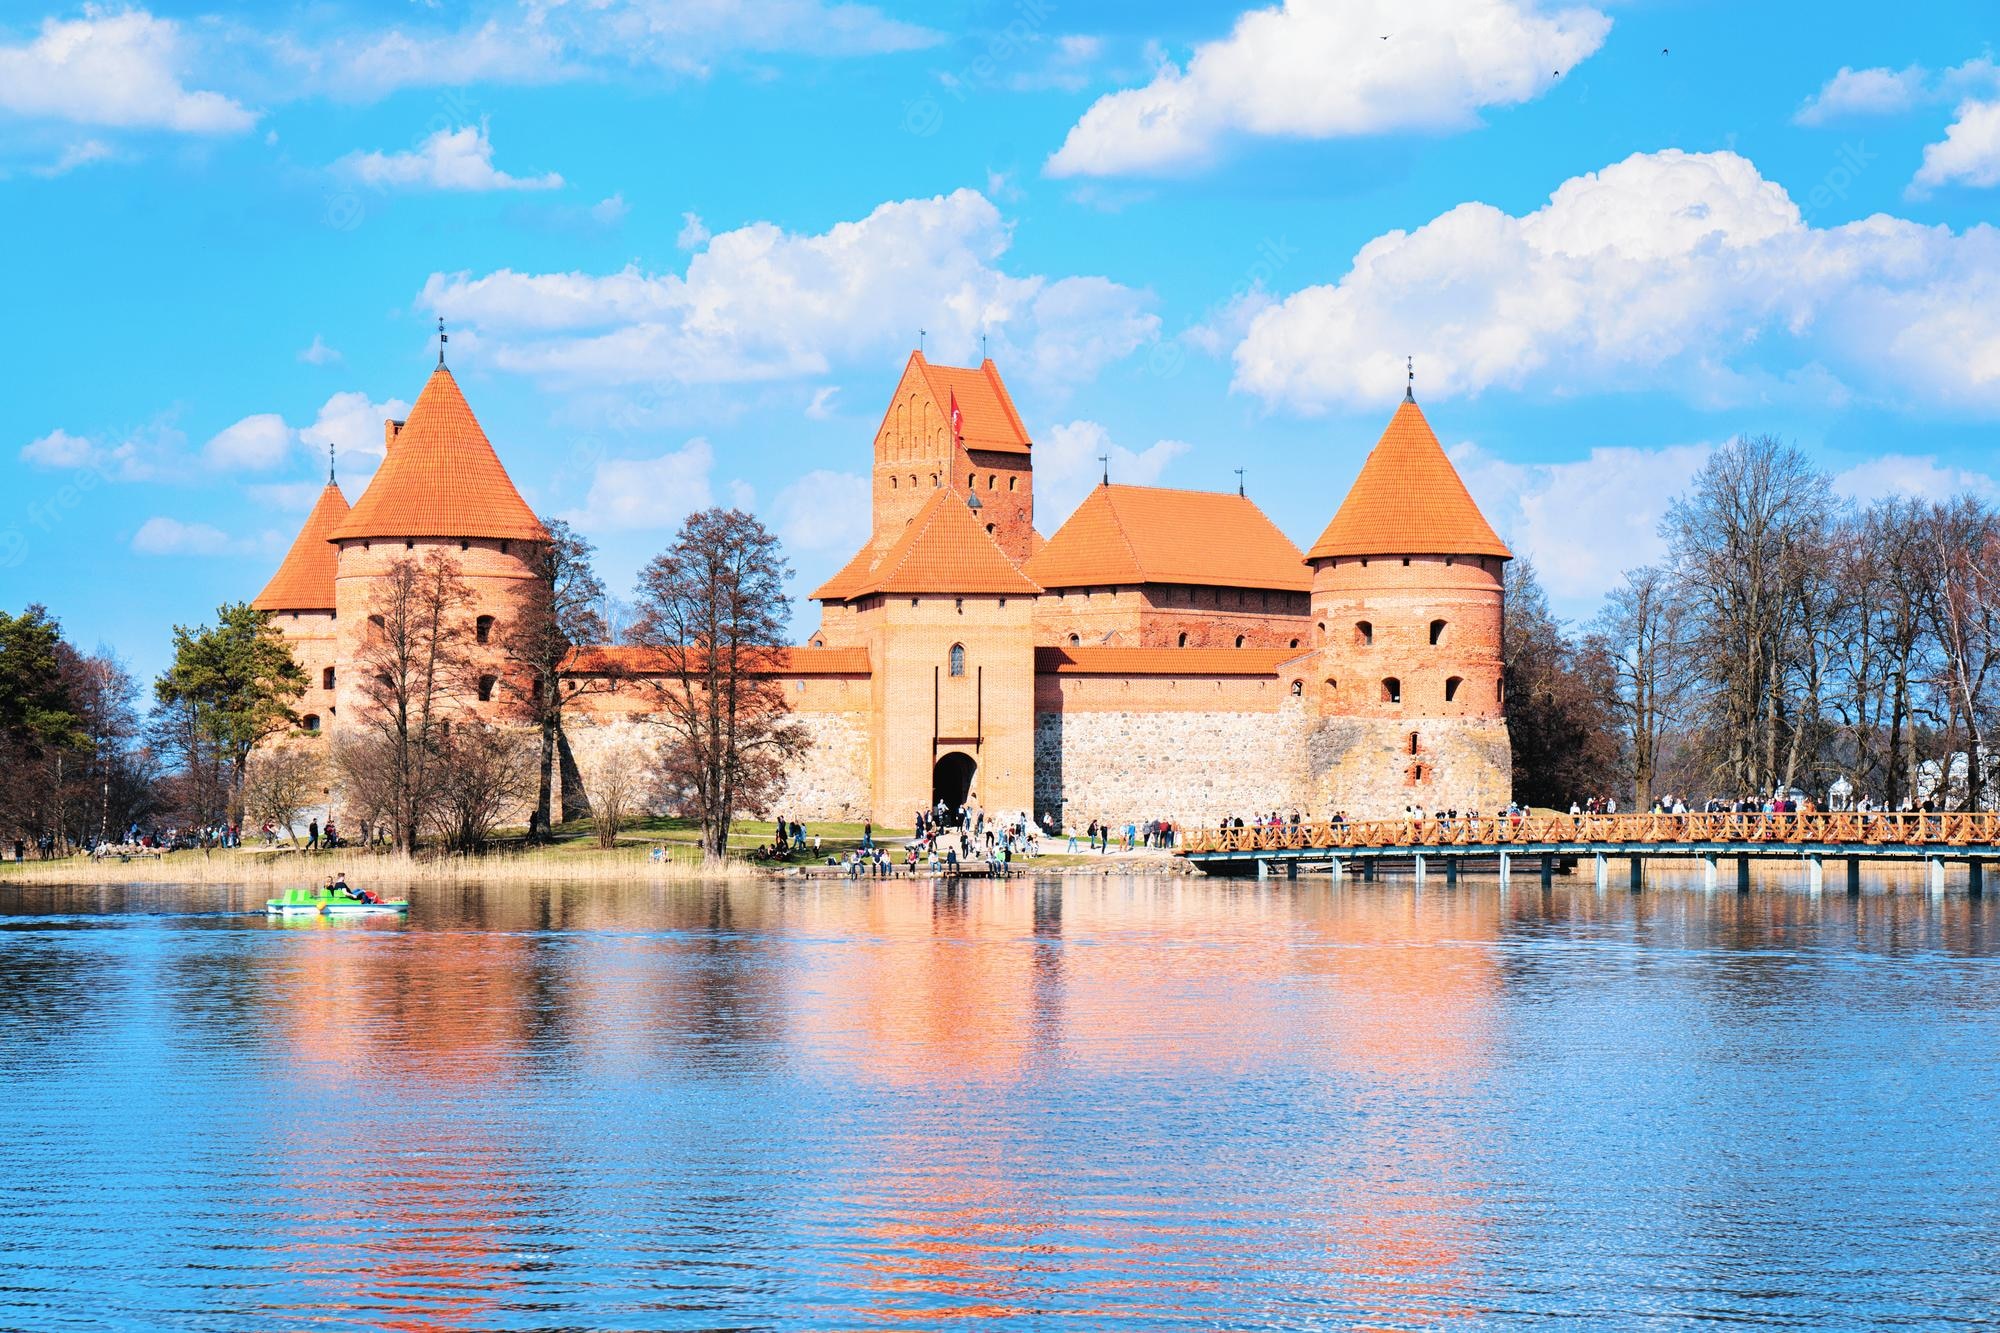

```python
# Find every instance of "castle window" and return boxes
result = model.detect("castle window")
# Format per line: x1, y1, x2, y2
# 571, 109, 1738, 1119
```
1289, 638, 1300, 649
460, 540, 469, 551
477, 674, 497, 702
1402, 558, 1410, 566
1408, 732, 1420, 755
1177, 632, 1188, 647
986, 523, 996, 535
368, 614, 386, 634
968, 472, 976, 489
1069, 633, 1081, 646
987, 474, 996, 489
1413, 764, 1425, 782
501, 541, 510, 555
1360, 557, 1369, 567
930, 474, 938, 487
1008, 476, 1017, 491
405, 540, 415, 550
1325, 678, 1338, 694
1430, 619, 1447, 645
1234, 635, 1246, 648
1445, 676, 1462, 702
301, 714, 320, 732
1290, 679, 1303, 697
322, 667, 335, 690
948, 644, 966, 677
1355, 620, 1373, 646
890, 475, 898, 489
476, 615, 494, 644
1382, 677, 1401, 704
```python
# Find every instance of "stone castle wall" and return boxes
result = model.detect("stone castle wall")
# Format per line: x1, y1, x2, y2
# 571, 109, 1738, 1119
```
1033, 699, 1315, 829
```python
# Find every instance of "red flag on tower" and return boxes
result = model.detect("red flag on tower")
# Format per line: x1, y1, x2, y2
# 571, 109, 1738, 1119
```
948, 389, 963, 442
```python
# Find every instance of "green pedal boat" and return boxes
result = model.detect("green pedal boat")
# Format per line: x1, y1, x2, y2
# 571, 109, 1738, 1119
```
266, 887, 410, 917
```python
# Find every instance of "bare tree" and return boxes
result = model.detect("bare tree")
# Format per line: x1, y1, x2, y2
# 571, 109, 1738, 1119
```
243, 742, 326, 846
426, 719, 535, 853
1596, 565, 1691, 810
1926, 498, 2000, 809
576, 735, 648, 849
629, 508, 807, 864
497, 518, 615, 839
333, 552, 475, 850
1663, 436, 1837, 798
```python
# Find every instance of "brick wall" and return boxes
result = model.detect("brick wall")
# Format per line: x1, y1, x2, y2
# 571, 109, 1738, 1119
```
1034, 583, 1312, 649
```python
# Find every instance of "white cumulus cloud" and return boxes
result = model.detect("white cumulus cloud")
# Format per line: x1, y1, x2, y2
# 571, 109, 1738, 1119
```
562, 438, 717, 533
1233, 148, 2000, 414
203, 414, 294, 471
1045, 0, 1609, 177
132, 516, 247, 556
0, 9, 255, 133
420, 188, 1159, 391
1795, 64, 1929, 125
1035, 420, 1190, 531
1913, 98, 2000, 192
335, 122, 562, 192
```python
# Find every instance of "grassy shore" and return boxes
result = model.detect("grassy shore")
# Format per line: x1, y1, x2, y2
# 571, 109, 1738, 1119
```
0, 816, 1169, 886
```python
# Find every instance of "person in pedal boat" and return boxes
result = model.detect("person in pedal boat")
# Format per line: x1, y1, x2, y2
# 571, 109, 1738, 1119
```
332, 872, 379, 905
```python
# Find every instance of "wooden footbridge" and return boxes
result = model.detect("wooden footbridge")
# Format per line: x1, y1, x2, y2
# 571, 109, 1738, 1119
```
1176, 811, 2000, 893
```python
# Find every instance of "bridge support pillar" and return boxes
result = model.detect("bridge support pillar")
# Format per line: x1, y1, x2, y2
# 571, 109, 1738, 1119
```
1539, 854, 1554, 888
1929, 858, 1946, 896
1330, 857, 1344, 880
1630, 855, 1643, 891
1738, 856, 1752, 894
1445, 857, 1458, 886
1971, 859, 1985, 898
1256, 859, 1268, 881
1807, 854, 1823, 896
1286, 858, 1298, 882
1847, 857, 1862, 896
1498, 852, 1510, 887
1413, 853, 1426, 887
1362, 860, 1375, 883
1592, 853, 1607, 890
1701, 854, 1717, 891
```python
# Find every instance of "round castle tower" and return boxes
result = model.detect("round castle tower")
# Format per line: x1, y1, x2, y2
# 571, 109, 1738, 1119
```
1304, 391, 1512, 814
251, 478, 349, 735
323, 363, 549, 730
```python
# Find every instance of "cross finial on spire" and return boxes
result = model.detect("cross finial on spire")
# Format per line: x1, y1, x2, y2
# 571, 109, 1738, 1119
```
1405, 354, 1414, 403
328, 438, 336, 485
1098, 452, 1110, 486
981, 333, 988, 361
438, 316, 449, 368
1235, 467, 1245, 497
918, 328, 926, 354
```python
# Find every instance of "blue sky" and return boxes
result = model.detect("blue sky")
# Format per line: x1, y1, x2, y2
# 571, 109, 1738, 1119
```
3, 0, 1998, 686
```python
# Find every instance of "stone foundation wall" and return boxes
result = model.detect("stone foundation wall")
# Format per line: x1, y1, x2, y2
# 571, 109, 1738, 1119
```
1302, 714, 1511, 819
1034, 702, 1314, 829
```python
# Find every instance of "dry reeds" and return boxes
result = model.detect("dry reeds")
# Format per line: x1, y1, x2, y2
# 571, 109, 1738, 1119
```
0, 841, 763, 887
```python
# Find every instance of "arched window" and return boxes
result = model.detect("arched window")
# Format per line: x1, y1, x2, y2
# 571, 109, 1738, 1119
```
1289, 679, 1303, 696
1008, 475, 1018, 491
985, 522, 996, 535
1429, 618, 1447, 645
475, 614, 494, 645
368, 614, 386, 634
1288, 638, 1300, 648
890, 475, 898, 489
930, 473, 939, 488
1177, 632, 1189, 647
987, 474, 996, 489
968, 471, 976, 489
301, 714, 320, 732
1355, 620, 1373, 646
1445, 676, 1462, 702
321, 667, 335, 690
477, 674, 497, 702
1325, 677, 1338, 695
1234, 635, 1247, 648
1382, 677, 1401, 704
1408, 731, 1420, 756
1068, 633, 1081, 646
948, 643, 966, 677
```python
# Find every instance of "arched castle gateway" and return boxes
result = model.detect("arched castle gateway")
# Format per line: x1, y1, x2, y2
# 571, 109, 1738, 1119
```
255, 350, 1513, 827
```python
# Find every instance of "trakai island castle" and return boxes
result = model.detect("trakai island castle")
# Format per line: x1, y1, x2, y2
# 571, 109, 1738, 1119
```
253, 351, 1514, 827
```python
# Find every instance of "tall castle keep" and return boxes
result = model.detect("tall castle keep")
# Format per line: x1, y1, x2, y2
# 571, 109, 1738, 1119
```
254, 351, 1513, 827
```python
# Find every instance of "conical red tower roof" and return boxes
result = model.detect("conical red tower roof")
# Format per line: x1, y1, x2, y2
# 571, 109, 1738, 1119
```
1307, 398, 1511, 561
252, 481, 349, 612
328, 366, 547, 544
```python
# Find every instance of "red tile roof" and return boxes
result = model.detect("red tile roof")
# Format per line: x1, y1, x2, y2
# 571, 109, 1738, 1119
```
563, 645, 871, 676
1026, 484, 1311, 592
809, 540, 882, 602
823, 487, 1041, 600
916, 353, 1032, 455
1036, 646, 1302, 676
1307, 399, 1511, 561
328, 366, 548, 544
252, 482, 349, 612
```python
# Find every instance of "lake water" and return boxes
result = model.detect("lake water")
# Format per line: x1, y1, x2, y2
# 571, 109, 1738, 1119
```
2, 873, 1997, 1331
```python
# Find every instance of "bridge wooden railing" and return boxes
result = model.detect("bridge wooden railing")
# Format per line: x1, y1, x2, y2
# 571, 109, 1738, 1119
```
1177, 811, 2000, 855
